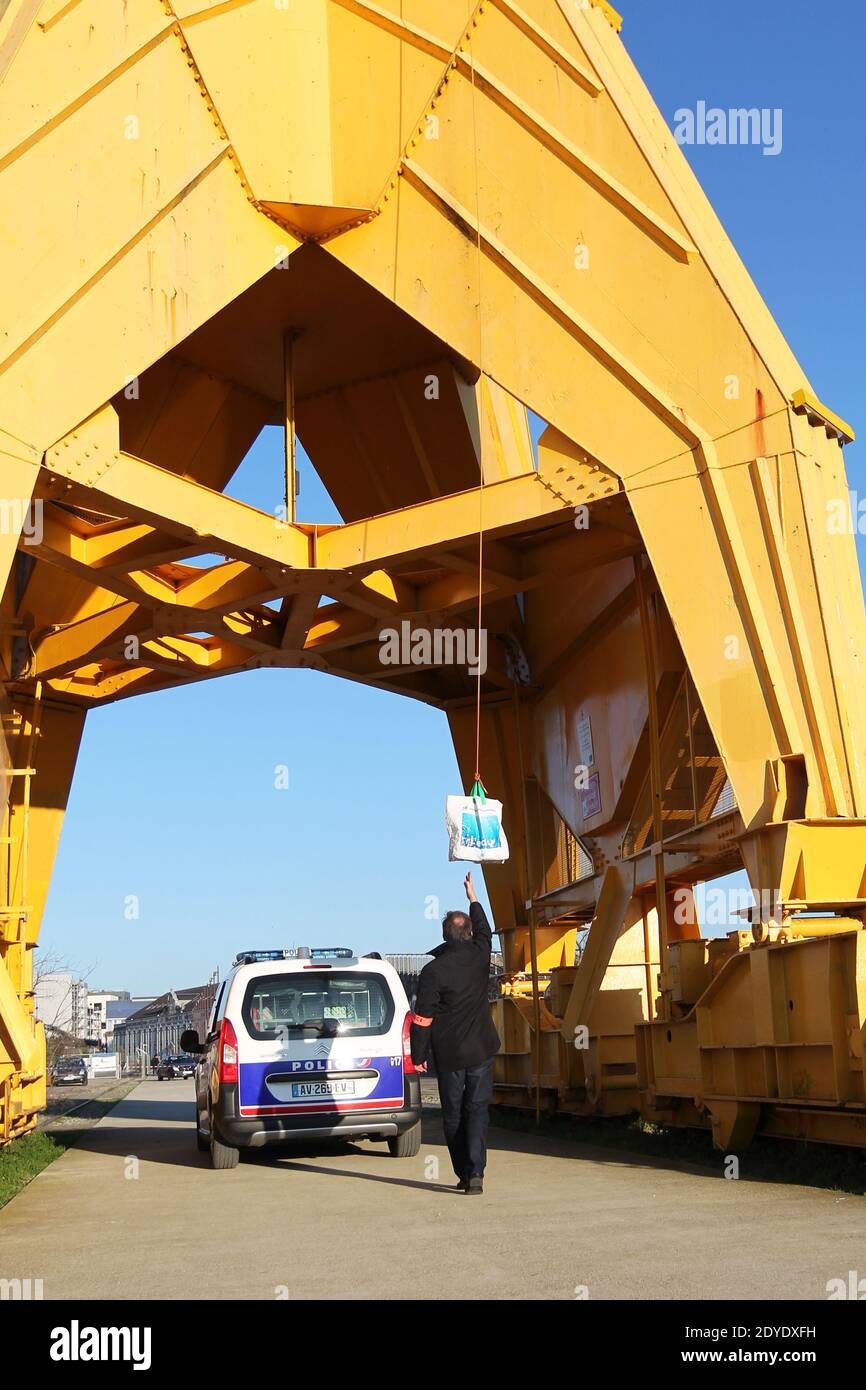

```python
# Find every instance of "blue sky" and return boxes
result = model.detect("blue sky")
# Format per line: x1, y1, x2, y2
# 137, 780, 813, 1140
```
40, 0, 866, 994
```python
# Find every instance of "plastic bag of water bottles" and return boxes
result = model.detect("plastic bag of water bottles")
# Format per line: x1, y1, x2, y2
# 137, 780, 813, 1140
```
445, 780, 509, 863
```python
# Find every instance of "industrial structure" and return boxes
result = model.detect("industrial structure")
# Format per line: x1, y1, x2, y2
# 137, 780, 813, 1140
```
1, 0, 864, 1154
112, 985, 216, 1072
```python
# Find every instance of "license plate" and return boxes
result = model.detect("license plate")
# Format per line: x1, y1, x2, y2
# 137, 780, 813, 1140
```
291, 1080, 356, 1098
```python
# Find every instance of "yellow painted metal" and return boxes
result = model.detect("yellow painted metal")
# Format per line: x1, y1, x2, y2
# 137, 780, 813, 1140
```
791, 388, 855, 445
638, 926, 866, 1150
0, 0, 864, 1152
0, 692, 83, 1140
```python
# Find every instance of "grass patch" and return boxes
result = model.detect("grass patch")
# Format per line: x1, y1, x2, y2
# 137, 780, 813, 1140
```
0, 1130, 76, 1210
0, 1080, 139, 1210
489, 1105, 866, 1195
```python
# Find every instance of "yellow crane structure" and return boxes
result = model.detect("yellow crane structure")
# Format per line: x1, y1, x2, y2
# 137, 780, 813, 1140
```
1, 0, 864, 1153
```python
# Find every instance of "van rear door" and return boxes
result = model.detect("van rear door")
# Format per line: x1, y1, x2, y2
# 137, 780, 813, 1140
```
236, 967, 405, 1117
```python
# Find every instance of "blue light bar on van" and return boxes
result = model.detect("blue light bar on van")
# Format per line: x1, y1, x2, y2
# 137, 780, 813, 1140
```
232, 947, 354, 966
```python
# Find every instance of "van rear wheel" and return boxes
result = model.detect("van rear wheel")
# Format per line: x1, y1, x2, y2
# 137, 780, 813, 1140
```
210, 1126, 239, 1169
387, 1122, 421, 1157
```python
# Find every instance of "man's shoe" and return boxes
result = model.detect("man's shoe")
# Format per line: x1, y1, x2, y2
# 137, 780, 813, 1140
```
465, 1175, 484, 1195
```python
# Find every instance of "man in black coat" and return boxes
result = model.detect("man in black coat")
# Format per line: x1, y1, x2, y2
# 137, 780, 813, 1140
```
410, 871, 501, 1194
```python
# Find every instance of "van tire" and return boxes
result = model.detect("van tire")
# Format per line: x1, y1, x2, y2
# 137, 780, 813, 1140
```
387, 1122, 421, 1158
210, 1129, 239, 1169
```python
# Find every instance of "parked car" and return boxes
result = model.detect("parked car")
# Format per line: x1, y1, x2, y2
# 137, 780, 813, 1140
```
50, 1056, 87, 1087
156, 1055, 197, 1080
182, 947, 422, 1169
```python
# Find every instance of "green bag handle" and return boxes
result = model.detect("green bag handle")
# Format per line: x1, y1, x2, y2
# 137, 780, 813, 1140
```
469, 778, 487, 804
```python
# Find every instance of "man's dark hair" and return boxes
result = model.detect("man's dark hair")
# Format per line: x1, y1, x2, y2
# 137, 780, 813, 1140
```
442, 909, 473, 943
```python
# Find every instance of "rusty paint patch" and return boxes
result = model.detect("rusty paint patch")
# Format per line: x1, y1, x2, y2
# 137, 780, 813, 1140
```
755, 387, 767, 457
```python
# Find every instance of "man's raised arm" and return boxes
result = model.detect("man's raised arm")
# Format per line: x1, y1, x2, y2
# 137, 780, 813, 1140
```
464, 871, 492, 950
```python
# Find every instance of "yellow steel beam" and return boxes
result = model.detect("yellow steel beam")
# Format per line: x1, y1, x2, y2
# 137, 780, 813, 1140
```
450, 57, 695, 263
317, 471, 571, 570
43, 448, 311, 571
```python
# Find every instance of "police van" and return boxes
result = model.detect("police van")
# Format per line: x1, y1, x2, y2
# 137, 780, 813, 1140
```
182, 948, 423, 1169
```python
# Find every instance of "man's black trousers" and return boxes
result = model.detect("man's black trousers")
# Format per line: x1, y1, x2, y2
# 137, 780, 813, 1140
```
436, 1057, 495, 1180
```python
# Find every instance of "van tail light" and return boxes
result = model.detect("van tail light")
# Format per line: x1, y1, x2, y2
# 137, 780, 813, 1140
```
218, 1017, 239, 1084
401, 1012, 418, 1075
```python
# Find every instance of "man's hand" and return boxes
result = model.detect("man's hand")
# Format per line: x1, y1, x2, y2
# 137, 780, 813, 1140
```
464, 870, 478, 904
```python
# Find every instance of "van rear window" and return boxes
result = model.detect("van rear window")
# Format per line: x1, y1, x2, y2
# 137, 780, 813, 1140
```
242, 972, 394, 1039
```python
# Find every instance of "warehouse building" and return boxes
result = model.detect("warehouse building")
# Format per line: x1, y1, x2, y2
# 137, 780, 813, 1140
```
113, 984, 217, 1070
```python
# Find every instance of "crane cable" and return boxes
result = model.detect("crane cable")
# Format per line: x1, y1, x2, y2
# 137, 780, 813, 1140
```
468, 2, 485, 795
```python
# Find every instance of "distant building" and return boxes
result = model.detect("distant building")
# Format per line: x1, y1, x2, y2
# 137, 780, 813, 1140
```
35, 973, 88, 1039
113, 984, 217, 1069
103, 996, 154, 1048
86, 991, 128, 1047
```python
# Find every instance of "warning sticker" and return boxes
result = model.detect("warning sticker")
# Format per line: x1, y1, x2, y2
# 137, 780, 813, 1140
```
577, 713, 594, 769
581, 771, 601, 819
